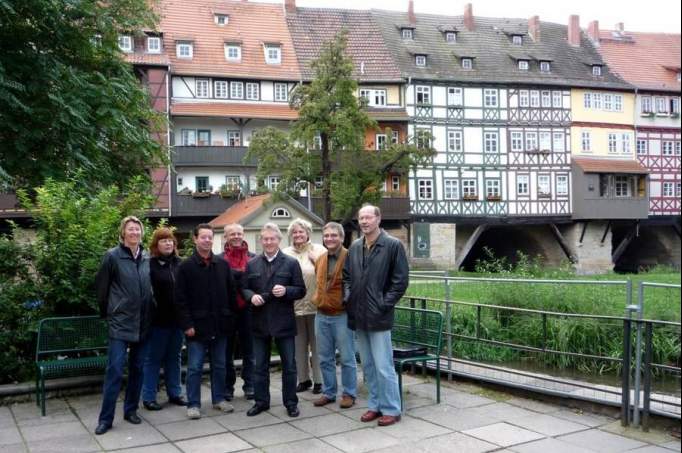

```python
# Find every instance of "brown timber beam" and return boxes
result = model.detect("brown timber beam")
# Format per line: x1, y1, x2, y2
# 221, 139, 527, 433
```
455, 224, 488, 269
612, 222, 638, 264
549, 223, 578, 264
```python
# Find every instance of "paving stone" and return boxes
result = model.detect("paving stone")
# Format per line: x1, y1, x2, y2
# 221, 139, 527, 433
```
477, 402, 538, 421
319, 397, 368, 414
379, 415, 451, 441
12, 400, 71, 420
509, 437, 596, 453
506, 397, 560, 414
110, 444, 182, 453
289, 413, 366, 437
17, 411, 80, 427
402, 395, 435, 410
369, 441, 427, 453
408, 404, 499, 431
406, 384, 493, 408
552, 409, 614, 427
660, 440, 681, 451
630, 447, 682, 453
20, 421, 90, 442
155, 417, 226, 441
262, 438, 342, 453
174, 433, 253, 453
67, 395, 104, 410
89, 423, 166, 451
463, 422, 545, 447
1, 443, 27, 453
511, 413, 588, 436
558, 429, 648, 452
416, 432, 498, 453
0, 426, 23, 446
236, 423, 311, 447
601, 421, 675, 445
0, 406, 15, 424
270, 399, 335, 420
26, 433, 101, 453
215, 410, 284, 431
322, 427, 400, 453
138, 406, 189, 425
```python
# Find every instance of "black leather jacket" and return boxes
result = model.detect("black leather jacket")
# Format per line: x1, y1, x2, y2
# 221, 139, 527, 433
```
96, 244, 154, 342
343, 230, 409, 331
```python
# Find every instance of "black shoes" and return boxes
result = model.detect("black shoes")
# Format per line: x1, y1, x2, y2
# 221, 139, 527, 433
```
168, 396, 188, 406
94, 422, 111, 435
295, 380, 312, 392
124, 412, 142, 424
246, 404, 269, 417
312, 383, 322, 394
143, 400, 162, 411
286, 406, 300, 418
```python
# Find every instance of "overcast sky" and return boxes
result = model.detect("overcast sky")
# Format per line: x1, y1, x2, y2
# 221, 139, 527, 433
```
264, 0, 681, 33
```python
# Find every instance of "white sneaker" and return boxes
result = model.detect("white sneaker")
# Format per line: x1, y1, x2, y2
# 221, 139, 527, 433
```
187, 407, 201, 419
213, 400, 234, 413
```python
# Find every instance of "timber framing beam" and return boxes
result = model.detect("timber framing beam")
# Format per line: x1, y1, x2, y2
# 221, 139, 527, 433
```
612, 221, 638, 264
455, 224, 488, 269
549, 223, 578, 264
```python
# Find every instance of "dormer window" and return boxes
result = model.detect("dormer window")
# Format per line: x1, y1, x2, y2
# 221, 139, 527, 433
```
271, 207, 291, 218
225, 44, 241, 62
677, 72, 681, 82
415, 55, 427, 67
118, 35, 132, 52
445, 32, 457, 43
461, 58, 473, 70
147, 37, 161, 53
592, 65, 602, 76
518, 60, 529, 71
214, 14, 229, 26
176, 41, 193, 59
512, 35, 523, 45
264, 44, 281, 64
401, 28, 413, 39
540, 61, 551, 72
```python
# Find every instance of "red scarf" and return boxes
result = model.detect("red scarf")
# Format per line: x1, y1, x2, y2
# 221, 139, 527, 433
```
224, 241, 250, 309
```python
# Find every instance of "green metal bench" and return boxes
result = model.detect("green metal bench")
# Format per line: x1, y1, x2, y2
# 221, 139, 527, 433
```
35, 316, 108, 415
392, 306, 444, 411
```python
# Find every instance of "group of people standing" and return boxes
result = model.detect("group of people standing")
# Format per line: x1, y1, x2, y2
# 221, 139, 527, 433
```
94, 204, 409, 436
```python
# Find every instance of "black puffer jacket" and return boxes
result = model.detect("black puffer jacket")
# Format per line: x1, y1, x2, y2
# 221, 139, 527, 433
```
174, 250, 238, 342
150, 255, 181, 328
96, 244, 154, 342
342, 230, 409, 331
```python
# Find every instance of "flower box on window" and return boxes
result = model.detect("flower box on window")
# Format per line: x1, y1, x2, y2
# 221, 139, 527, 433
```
486, 195, 502, 202
537, 192, 551, 198
462, 194, 478, 201
640, 111, 654, 117
191, 191, 212, 198
526, 148, 550, 155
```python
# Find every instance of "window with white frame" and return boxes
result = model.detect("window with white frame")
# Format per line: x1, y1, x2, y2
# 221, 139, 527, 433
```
444, 179, 459, 200
603, 94, 613, 111
539, 131, 551, 151
593, 93, 602, 109
391, 176, 400, 192
656, 97, 667, 113
197, 130, 211, 146
177, 42, 193, 58
267, 176, 281, 190
641, 96, 652, 113
581, 131, 591, 152
246, 82, 259, 100
225, 44, 241, 61
181, 129, 196, 146
510, 131, 523, 151
637, 139, 647, 155
271, 207, 290, 218
225, 176, 241, 191
359, 89, 386, 107
147, 36, 161, 53
677, 182, 681, 197
227, 131, 241, 147
662, 141, 674, 155
264, 45, 281, 64
512, 35, 523, 45
614, 95, 623, 112
663, 182, 674, 197
541, 91, 551, 107
530, 90, 540, 107
415, 55, 427, 67
518, 60, 529, 71
556, 174, 569, 196
671, 97, 680, 114
375, 134, 387, 150
517, 174, 529, 195
230, 81, 243, 99
552, 91, 562, 107
118, 35, 132, 52
391, 130, 399, 144
417, 179, 433, 200
485, 180, 501, 198
416, 128, 431, 149
584, 92, 592, 109
274, 83, 288, 102
676, 142, 681, 155
214, 81, 228, 98
553, 132, 565, 152
538, 175, 551, 196
484, 89, 498, 107
461, 58, 473, 69
608, 133, 618, 153
540, 61, 551, 73
214, 14, 229, 25
462, 179, 477, 197
519, 90, 529, 107
445, 32, 457, 42
614, 176, 630, 197
525, 131, 538, 151
592, 65, 602, 76
195, 79, 209, 98
447, 87, 463, 106
195, 176, 209, 193
416, 86, 431, 104
621, 134, 631, 153
401, 28, 413, 39
484, 131, 499, 153
447, 130, 463, 152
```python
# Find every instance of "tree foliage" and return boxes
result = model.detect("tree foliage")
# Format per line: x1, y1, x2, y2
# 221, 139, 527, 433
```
0, 0, 166, 191
247, 30, 434, 223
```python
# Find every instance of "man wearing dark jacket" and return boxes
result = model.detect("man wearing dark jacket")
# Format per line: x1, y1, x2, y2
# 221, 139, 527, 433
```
242, 222, 306, 418
343, 204, 409, 426
175, 223, 238, 419
95, 216, 154, 435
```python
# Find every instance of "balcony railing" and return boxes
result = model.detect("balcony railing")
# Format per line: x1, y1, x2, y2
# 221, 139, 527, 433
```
298, 196, 410, 220
171, 192, 241, 217
172, 146, 256, 167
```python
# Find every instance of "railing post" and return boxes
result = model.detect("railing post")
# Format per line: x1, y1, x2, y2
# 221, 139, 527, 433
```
443, 274, 453, 380
642, 321, 653, 432
476, 305, 482, 339
632, 282, 645, 427
621, 316, 632, 426
541, 313, 548, 351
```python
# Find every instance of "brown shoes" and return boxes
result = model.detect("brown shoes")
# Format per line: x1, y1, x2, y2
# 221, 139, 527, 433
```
313, 396, 334, 407
360, 410, 382, 422
339, 395, 355, 409
377, 414, 401, 426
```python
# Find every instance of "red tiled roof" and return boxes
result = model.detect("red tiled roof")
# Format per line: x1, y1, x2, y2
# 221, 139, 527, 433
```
597, 31, 681, 92
209, 194, 271, 228
573, 157, 649, 174
171, 102, 298, 120
124, 53, 170, 67
160, 0, 301, 80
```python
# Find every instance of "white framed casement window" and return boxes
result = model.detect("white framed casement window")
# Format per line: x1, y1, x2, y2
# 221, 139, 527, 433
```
225, 175, 241, 191
603, 94, 613, 111
637, 139, 648, 155
614, 95, 623, 112
375, 134, 387, 150
246, 82, 259, 100
510, 131, 523, 152
581, 131, 592, 152
226, 131, 241, 147
517, 174, 529, 196
593, 93, 602, 109
608, 133, 618, 153
391, 176, 400, 192
417, 179, 433, 200
552, 91, 562, 108
512, 34, 523, 45
443, 179, 459, 200
195, 176, 209, 193
447, 130, 463, 152
538, 175, 551, 196
177, 42, 193, 59
360, 89, 387, 107
540, 61, 551, 73
401, 28, 413, 39
484, 89, 498, 108
556, 174, 569, 196
539, 131, 551, 151
671, 97, 681, 114
525, 131, 538, 151
230, 81, 243, 99
641, 96, 652, 114
214, 81, 228, 99
656, 97, 667, 114
484, 131, 499, 153
447, 87, 463, 106
181, 129, 197, 146
225, 44, 241, 62
392, 131, 399, 144
118, 35, 132, 52
621, 134, 631, 153
267, 176, 281, 190
415, 85, 431, 105
195, 79, 209, 98
415, 55, 427, 67
445, 32, 457, 43
359, 88, 370, 103
614, 176, 631, 197
583, 92, 592, 109
485, 179, 501, 197
147, 37, 161, 53
541, 91, 551, 107
677, 183, 682, 197
519, 90, 529, 107
663, 182, 674, 197
214, 14, 229, 26
461, 58, 473, 69
264, 45, 281, 64
462, 179, 477, 198
662, 141, 674, 155
592, 65, 602, 76
530, 90, 540, 107
274, 83, 288, 102
552, 132, 565, 152
518, 60, 529, 71
197, 130, 211, 146
676, 142, 681, 155
416, 128, 431, 149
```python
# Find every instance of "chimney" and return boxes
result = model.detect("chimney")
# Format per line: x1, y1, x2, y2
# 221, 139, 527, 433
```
587, 20, 600, 44
407, 0, 416, 25
528, 15, 540, 42
615, 22, 625, 33
284, 0, 296, 14
568, 15, 581, 47
463, 3, 474, 31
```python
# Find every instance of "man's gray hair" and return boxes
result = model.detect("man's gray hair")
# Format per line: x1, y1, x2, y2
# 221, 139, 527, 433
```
322, 222, 344, 239
224, 223, 244, 235
261, 222, 283, 240
360, 203, 381, 217
287, 218, 313, 241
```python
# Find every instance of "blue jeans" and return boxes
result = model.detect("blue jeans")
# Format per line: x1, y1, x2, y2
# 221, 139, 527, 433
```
226, 309, 254, 395
142, 326, 184, 402
315, 312, 357, 400
253, 335, 297, 408
98, 337, 147, 426
186, 336, 228, 408
355, 329, 401, 416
